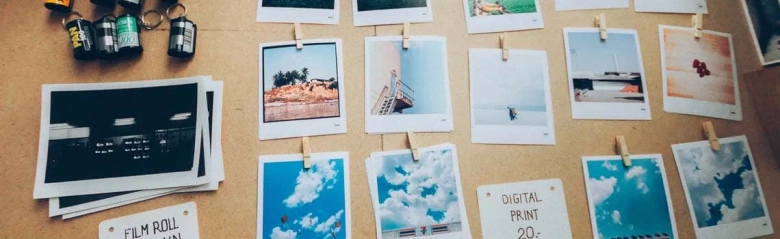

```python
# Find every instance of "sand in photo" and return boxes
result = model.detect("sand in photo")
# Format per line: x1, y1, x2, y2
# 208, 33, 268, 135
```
584, 156, 677, 239
743, 0, 780, 65
357, 0, 426, 12
663, 27, 735, 105
262, 43, 340, 123
262, 0, 335, 9
568, 32, 645, 104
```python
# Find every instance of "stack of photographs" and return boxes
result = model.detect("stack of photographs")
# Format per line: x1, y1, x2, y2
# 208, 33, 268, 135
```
365, 143, 472, 239
34, 76, 225, 219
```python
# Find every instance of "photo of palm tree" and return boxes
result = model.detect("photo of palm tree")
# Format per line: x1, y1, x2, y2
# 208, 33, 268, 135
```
262, 0, 335, 9
357, 0, 427, 12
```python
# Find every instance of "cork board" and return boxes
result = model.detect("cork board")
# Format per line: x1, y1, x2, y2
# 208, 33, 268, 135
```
0, 0, 779, 238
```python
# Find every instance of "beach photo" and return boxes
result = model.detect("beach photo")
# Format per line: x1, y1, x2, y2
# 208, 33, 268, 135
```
259, 40, 346, 140
469, 49, 555, 145
742, 0, 780, 65
367, 144, 470, 239
583, 155, 678, 239
258, 153, 351, 239
365, 36, 452, 134
660, 25, 742, 121
564, 28, 650, 120
352, 0, 432, 26
468, 0, 536, 16
463, 0, 543, 33
256, 0, 339, 25
672, 136, 773, 239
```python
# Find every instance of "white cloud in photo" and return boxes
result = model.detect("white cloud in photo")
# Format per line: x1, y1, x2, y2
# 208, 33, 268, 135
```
283, 160, 339, 208
625, 166, 646, 179
589, 176, 617, 205
637, 182, 649, 194
298, 213, 319, 229
719, 170, 765, 224
602, 161, 618, 171
375, 149, 463, 230
314, 210, 344, 234
270, 227, 297, 239
612, 210, 622, 225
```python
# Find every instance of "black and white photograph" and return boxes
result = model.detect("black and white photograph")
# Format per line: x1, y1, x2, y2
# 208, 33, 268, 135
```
672, 136, 774, 239
741, 0, 780, 65
564, 28, 651, 120
256, 0, 339, 25
33, 77, 207, 199
365, 36, 453, 134
352, 0, 433, 26
462, 0, 544, 34
469, 49, 555, 145
259, 39, 347, 140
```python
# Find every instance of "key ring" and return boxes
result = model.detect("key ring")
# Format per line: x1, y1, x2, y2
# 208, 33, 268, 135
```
166, 3, 188, 20
141, 9, 163, 30
61, 11, 84, 30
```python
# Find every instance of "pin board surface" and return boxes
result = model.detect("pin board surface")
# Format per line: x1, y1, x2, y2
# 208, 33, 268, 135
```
99, 202, 199, 239
477, 179, 572, 239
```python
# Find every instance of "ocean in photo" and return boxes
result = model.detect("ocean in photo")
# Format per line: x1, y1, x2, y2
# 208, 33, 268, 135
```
474, 104, 546, 126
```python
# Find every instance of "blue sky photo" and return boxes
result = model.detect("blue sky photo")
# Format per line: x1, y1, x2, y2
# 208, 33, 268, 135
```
394, 40, 448, 115
372, 148, 462, 233
262, 158, 346, 239
263, 43, 338, 92
675, 141, 767, 228
586, 158, 675, 239
567, 31, 642, 75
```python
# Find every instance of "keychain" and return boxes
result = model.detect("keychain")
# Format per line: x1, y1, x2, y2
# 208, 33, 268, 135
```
62, 12, 97, 61
45, 0, 72, 12
93, 14, 120, 59
166, 3, 197, 58
115, 10, 161, 57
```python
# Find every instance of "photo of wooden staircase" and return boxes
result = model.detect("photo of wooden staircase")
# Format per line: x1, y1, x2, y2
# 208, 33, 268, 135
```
372, 70, 415, 115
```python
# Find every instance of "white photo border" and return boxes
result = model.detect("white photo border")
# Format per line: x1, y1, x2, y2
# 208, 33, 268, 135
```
555, 0, 628, 11
462, 0, 544, 34
634, 0, 708, 14
352, 0, 433, 26
255, 0, 339, 25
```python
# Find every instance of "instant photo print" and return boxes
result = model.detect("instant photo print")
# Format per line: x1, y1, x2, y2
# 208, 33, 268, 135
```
352, 0, 433, 26
462, 0, 544, 34
256, 0, 339, 25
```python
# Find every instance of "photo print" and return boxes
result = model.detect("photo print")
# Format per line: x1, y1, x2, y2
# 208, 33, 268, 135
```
366, 143, 471, 239
364, 36, 453, 134
582, 155, 678, 239
564, 28, 651, 120
34, 77, 208, 199
469, 49, 555, 145
352, 0, 433, 26
256, 0, 339, 25
741, 0, 780, 65
49, 80, 226, 218
635, 0, 707, 14
259, 39, 347, 140
672, 136, 773, 239
257, 152, 351, 239
555, 0, 628, 11
660, 25, 742, 121
462, 0, 544, 34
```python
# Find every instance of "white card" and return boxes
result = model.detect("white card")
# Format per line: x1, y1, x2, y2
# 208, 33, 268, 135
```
99, 202, 199, 239
555, 0, 628, 11
635, 0, 707, 14
477, 179, 572, 239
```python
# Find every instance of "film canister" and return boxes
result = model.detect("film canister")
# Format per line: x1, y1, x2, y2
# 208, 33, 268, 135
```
166, 3, 196, 58
62, 12, 97, 61
117, 0, 143, 10
44, 0, 72, 13
116, 13, 143, 56
90, 0, 116, 7
93, 15, 120, 59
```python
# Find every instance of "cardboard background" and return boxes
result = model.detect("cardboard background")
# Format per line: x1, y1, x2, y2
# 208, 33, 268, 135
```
0, 0, 777, 238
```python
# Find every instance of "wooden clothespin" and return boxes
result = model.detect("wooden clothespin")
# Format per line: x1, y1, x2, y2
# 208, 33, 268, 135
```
500, 33, 508, 61
403, 22, 411, 49
692, 13, 703, 39
294, 23, 303, 49
302, 137, 312, 169
595, 13, 607, 40
407, 132, 420, 161
615, 136, 631, 167
702, 121, 720, 151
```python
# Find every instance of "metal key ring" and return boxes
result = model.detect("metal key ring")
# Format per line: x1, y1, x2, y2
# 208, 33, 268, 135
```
141, 9, 163, 30
61, 11, 84, 30
166, 3, 188, 20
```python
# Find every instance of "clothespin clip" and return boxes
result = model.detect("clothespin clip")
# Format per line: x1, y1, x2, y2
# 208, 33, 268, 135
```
294, 22, 303, 49
692, 13, 703, 39
403, 22, 411, 49
595, 13, 607, 40
702, 121, 720, 151
615, 136, 631, 167
500, 33, 508, 61
407, 132, 420, 161
302, 137, 312, 169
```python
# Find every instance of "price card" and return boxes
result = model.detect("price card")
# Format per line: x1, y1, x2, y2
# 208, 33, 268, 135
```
99, 202, 199, 239
477, 179, 572, 239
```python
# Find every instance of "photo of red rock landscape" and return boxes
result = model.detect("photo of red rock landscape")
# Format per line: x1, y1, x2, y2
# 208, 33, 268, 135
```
262, 43, 340, 123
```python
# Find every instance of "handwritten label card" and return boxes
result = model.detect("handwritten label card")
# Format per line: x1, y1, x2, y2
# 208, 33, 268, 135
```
477, 179, 572, 239
99, 202, 199, 239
